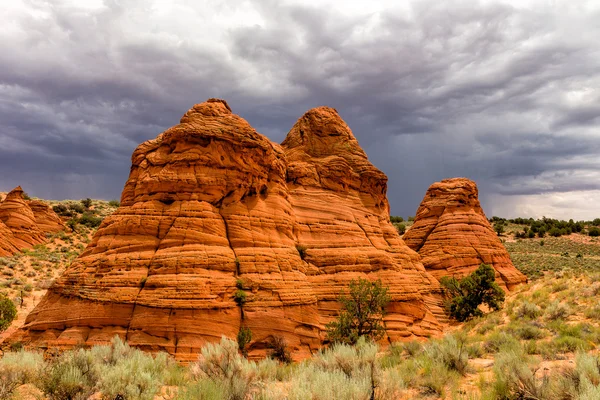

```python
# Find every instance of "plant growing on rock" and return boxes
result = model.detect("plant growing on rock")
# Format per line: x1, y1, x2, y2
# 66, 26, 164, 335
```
237, 326, 252, 357
326, 278, 391, 345
440, 264, 505, 322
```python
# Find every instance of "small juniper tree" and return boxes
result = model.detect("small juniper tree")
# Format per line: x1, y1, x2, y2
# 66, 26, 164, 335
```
326, 278, 391, 345
0, 295, 17, 332
440, 264, 505, 322
237, 326, 252, 357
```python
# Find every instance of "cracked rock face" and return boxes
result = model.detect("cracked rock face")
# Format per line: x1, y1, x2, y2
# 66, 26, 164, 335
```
9, 99, 442, 360
0, 186, 62, 256
403, 178, 527, 290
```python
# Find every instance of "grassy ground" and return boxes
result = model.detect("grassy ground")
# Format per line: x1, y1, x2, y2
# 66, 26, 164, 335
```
2, 220, 600, 399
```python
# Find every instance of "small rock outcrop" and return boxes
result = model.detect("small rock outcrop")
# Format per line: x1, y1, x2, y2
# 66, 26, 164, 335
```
403, 178, 527, 290
0, 187, 65, 256
9, 99, 443, 360
0, 187, 47, 251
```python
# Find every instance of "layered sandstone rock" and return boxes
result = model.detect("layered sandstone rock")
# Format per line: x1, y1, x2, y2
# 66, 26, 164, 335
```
10, 99, 442, 360
27, 200, 65, 234
0, 221, 19, 257
403, 178, 527, 290
0, 187, 47, 250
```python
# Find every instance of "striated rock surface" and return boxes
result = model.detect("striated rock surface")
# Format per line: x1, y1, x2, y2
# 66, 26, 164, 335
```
9, 99, 443, 360
403, 178, 527, 290
0, 187, 47, 251
27, 200, 65, 234
0, 220, 19, 257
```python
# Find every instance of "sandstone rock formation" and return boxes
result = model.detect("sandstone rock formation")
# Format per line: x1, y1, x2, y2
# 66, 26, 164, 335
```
0, 221, 19, 257
403, 178, 527, 290
0, 187, 47, 251
27, 200, 65, 234
9, 99, 443, 360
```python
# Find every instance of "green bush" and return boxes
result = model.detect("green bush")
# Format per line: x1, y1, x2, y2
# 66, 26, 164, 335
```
326, 278, 391, 345
234, 290, 247, 305
440, 264, 505, 322
108, 200, 120, 207
78, 213, 103, 228
81, 198, 93, 208
394, 223, 406, 235
237, 327, 252, 357
589, 227, 600, 237
0, 294, 17, 332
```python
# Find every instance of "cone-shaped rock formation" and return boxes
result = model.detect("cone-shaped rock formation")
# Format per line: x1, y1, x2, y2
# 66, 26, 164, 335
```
9, 99, 442, 360
0, 187, 65, 256
403, 178, 527, 290
0, 187, 47, 251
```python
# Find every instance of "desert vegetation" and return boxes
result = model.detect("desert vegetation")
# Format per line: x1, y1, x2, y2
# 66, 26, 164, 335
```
3, 211, 600, 399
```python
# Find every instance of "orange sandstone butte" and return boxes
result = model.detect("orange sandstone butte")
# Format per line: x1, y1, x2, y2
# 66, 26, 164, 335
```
0, 187, 65, 257
403, 178, 527, 290
0, 186, 47, 253
8, 99, 443, 360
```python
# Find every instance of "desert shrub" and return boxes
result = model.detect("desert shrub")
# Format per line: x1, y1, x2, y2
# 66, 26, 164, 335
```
0, 351, 45, 398
494, 221, 505, 235
483, 331, 520, 354
589, 227, 600, 237
423, 334, 470, 376
514, 324, 546, 340
193, 337, 256, 400
42, 349, 100, 400
98, 348, 175, 400
52, 204, 71, 216
440, 264, 505, 322
414, 352, 459, 396
490, 348, 563, 399
69, 203, 85, 214
390, 216, 404, 223
234, 289, 247, 305
78, 213, 102, 228
287, 363, 371, 400
237, 326, 252, 357
394, 223, 406, 235
326, 278, 391, 345
267, 335, 292, 364
289, 339, 376, 400
545, 301, 571, 321
514, 301, 542, 319
0, 294, 17, 331
81, 198, 93, 208
552, 335, 590, 352
108, 200, 120, 207
403, 340, 423, 357
177, 379, 228, 400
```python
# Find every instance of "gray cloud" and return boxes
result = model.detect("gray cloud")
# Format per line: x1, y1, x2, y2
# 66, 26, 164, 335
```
1, 0, 599, 218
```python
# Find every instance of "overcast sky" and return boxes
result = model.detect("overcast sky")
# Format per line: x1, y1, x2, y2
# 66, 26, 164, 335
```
1, 0, 599, 219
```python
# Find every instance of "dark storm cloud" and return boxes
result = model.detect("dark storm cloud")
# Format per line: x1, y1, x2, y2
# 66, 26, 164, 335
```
1, 0, 599, 217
